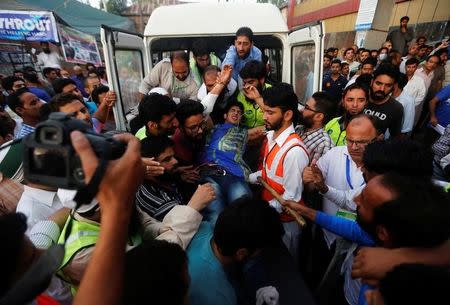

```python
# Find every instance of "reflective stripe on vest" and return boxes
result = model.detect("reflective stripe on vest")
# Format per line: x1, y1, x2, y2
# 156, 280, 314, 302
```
325, 117, 346, 146
261, 133, 309, 221
238, 83, 272, 128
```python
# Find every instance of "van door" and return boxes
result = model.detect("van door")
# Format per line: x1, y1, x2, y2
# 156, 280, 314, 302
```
100, 25, 150, 131
286, 22, 324, 104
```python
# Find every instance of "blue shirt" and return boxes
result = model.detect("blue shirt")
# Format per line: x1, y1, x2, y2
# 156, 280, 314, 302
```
433, 85, 450, 128
322, 74, 348, 102
187, 222, 237, 305
205, 123, 250, 178
222, 45, 262, 81
28, 87, 51, 103
16, 123, 35, 139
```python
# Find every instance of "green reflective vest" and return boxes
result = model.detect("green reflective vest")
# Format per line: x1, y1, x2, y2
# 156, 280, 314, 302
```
325, 117, 347, 146
237, 83, 272, 129
190, 53, 220, 85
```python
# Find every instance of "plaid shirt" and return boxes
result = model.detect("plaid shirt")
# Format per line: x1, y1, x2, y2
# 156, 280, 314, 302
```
295, 125, 334, 161
16, 123, 35, 139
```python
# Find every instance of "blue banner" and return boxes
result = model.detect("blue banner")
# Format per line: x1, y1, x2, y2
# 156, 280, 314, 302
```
0, 10, 59, 42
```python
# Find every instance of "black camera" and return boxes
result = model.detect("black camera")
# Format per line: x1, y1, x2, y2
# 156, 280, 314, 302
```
23, 112, 126, 189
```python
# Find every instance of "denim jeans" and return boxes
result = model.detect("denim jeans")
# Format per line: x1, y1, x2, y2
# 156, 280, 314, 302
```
201, 174, 252, 224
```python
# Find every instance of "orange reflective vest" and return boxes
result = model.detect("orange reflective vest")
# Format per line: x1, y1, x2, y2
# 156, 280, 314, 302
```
261, 133, 309, 222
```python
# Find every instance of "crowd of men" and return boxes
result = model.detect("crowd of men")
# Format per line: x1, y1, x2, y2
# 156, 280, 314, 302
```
1, 21, 450, 305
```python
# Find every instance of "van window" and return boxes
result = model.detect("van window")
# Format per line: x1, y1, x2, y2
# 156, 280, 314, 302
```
292, 44, 315, 104
115, 49, 144, 114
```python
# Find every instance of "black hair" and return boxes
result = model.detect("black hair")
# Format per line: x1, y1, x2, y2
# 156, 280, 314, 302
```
426, 54, 440, 64
324, 54, 333, 61
140, 135, 174, 158
400, 16, 409, 22
0, 115, 15, 139
40, 93, 86, 121
6, 87, 29, 116
355, 73, 373, 88
175, 99, 204, 127
379, 264, 450, 305
396, 72, 408, 90
23, 66, 36, 73
374, 173, 450, 248
40, 41, 49, 46
311, 91, 336, 123
52, 78, 77, 94
434, 48, 448, 57
331, 59, 342, 66
224, 99, 244, 114
1, 76, 24, 92
123, 239, 188, 305
262, 82, 299, 124
361, 58, 377, 69
42, 67, 56, 78
22, 72, 39, 84
359, 49, 370, 55
0, 213, 28, 297
341, 62, 349, 68
326, 47, 337, 53
405, 57, 420, 66
239, 60, 266, 80
378, 47, 388, 54
372, 63, 399, 83
214, 198, 283, 256
85, 62, 95, 69
363, 139, 432, 177
170, 51, 189, 65
91, 85, 110, 105
236, 26, 254, 42
96, 66, 106, 78
13, 70, 23, 75
342, 82, 370, 101
191, 39, 209, 57
135, 93, 177, 130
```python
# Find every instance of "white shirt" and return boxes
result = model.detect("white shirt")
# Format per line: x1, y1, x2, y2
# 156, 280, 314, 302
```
414, 67, 434, 91
16, 185, 63, 234
404, 75, 427, 106
395, 90, 415, 133
36, 51, 62, 69
317, 145, 365, 246
399, 55, 411, 74
249, 124, 309, 212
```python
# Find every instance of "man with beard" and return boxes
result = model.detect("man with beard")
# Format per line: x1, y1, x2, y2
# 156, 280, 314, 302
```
325, 83, 369, 146
237, 60, 271, 129
296, 91, 335, 160
222, 27, 262, 81
249, 83, 309, 264
35, 41, 63, 69
364, 64, 404, 138
135, 135, 215, 222
139, 51, 199, 100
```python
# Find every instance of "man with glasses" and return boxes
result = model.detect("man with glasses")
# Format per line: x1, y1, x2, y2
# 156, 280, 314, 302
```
296, 91, 335, 160
302, 114, 381, 302
139, 51, 199, 101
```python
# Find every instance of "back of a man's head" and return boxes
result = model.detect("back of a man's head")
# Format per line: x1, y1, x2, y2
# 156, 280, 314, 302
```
214, 198, 283, 257
363, 139, 433, 177
378, 264, 450, 305
239, 60, 266, 80
123, 239, 188, 305
137, 93, 176, 126
175, 99, 204, 127
374, 173, 450, 248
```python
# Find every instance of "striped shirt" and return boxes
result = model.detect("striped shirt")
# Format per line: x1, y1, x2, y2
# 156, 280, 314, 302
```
16, 123, 35, 139
135, 181, 183, 221
295, 126, 334, 161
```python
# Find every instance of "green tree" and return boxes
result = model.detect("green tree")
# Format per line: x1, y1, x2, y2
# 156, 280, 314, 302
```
104, 0, 128, 15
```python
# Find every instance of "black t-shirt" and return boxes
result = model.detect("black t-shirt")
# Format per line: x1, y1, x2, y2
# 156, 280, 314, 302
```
364, 97, 404, 137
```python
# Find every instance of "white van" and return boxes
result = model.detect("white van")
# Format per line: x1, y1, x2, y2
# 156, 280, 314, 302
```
101, 3, 324, 131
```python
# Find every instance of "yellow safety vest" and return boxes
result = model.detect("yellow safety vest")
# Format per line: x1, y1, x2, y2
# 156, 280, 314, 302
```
325, 117, 346, 146
237, 83, 272, 129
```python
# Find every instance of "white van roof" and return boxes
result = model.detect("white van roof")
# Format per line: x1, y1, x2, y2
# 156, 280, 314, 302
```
144, 3, 288, 37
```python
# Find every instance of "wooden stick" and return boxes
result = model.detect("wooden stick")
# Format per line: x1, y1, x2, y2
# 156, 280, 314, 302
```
257, 177, 307, 227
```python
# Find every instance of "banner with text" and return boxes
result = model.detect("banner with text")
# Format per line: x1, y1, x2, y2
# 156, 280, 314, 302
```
0, 10, 59, 42
59, 25, 101, 65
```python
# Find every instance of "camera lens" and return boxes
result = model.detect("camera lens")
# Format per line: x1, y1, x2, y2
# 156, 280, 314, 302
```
40, 127, 62, 144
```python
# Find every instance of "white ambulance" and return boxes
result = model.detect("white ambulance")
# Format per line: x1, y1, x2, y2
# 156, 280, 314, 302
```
101, 3, 324, 130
